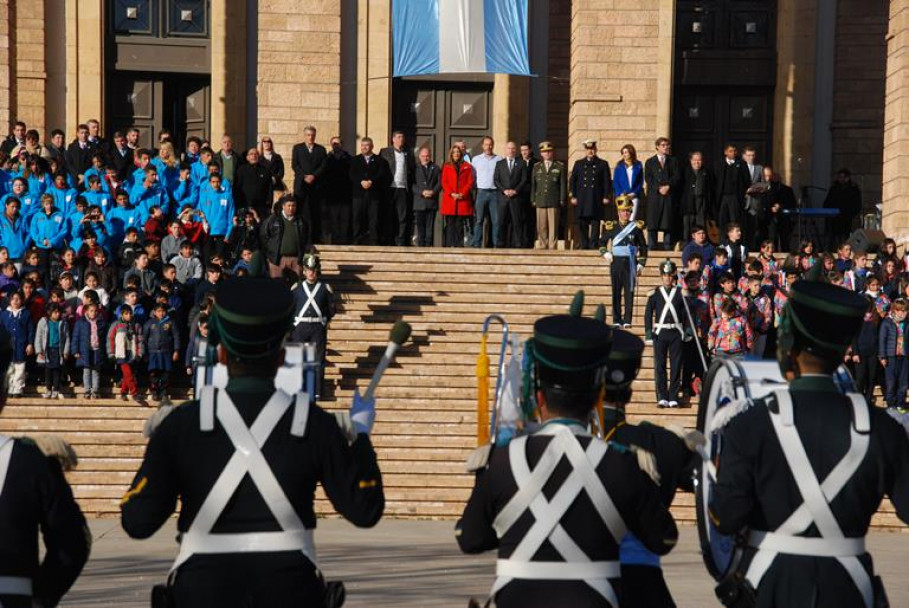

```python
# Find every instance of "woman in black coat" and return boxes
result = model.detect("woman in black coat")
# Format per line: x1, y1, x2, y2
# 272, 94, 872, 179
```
259, 136, 286, 192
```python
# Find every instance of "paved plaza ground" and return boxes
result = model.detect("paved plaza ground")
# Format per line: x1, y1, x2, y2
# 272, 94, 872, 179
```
62, 518, 908, 607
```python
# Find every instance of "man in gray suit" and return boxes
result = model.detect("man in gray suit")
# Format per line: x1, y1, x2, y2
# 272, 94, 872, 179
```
742, 145, 765, 249
412, 146, 441, 247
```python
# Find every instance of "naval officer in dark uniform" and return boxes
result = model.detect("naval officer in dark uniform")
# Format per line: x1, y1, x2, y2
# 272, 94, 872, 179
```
600, 329, 701, 608
570, 140, 612, 250
456, 314, 678, 608
0, 327, 91, 608
710, 279, 909, 607
121, 277, 384, 607
600, 196, 647, 327
644, 260, 692, 408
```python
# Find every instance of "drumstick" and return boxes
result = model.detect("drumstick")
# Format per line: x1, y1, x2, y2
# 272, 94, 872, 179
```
363, 320, 412, 401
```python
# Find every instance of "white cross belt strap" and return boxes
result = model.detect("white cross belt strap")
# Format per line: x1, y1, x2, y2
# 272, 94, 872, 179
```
655, 287, 682, 335
0, 436, 33, 598
172, 387, 317, 573
745, 390, 873, 608
294, 282, 325, 326
491, 425, 626, 607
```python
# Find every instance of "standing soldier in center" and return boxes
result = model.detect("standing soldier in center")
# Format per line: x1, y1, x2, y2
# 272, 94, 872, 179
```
530, 141, 567, 249
644, 260, 692, 408
291, 253, 335, 399
570, 140, 612, 250
600, 197, 647, 328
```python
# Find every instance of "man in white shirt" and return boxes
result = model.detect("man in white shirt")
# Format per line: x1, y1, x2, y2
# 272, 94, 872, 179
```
470, 137, 503, 248
379, 131, 416, 246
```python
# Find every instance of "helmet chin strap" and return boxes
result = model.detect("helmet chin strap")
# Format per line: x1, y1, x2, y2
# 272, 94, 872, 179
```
602, 403, 626, 436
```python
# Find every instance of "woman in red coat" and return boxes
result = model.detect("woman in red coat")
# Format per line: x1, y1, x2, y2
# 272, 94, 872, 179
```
440, 145, 475, 247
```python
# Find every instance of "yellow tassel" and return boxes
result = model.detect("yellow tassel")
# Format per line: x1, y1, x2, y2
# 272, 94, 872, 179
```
477, 333, 490, 446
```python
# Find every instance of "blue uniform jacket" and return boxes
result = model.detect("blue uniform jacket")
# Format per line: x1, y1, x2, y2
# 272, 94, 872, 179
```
29, 211, 67, 251
83, 190, 113, 215
197, 186, 235, 237
0, 307, 34, 361
151, 158, 180, 195
0, 213, 30, 259
129, 182, 170, 219
71, 315, 108, 366
48, 187, 79, 217
107, 205, 145, 246
26, 174, 52, 198
173, 179, 199, 210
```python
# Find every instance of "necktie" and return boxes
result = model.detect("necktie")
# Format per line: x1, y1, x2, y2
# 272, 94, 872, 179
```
508, 159, 513, 172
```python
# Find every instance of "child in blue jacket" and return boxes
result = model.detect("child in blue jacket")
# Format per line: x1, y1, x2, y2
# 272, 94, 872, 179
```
879, 298, 909, 411
0, 290, 35, 396
71, 301, 107, 399
197, 173, 235, 261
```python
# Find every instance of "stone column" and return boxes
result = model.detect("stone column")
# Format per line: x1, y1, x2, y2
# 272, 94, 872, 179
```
356, 0, 392, 147
256, 0, 342, 189
883, 0, 909, 240
13, 0, 46, 134
65, 0, 104, 134
211, 0, 247, 144
0, 1, 9, 129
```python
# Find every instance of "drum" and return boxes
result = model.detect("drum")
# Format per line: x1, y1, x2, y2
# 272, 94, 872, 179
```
695, 356, 856, 581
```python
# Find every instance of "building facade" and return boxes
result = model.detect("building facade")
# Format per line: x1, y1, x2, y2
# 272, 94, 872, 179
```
1, 0, 906, 238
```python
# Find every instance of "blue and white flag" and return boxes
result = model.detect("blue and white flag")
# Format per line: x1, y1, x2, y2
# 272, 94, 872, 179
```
392, 0, 530, 77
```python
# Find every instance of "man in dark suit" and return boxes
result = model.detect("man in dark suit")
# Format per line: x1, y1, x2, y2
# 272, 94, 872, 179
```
0, 120, 26, 155
291, 126, 328, 243
324, 136, 353, 245
412, 146, 441, 247
714, 143, 751, 234
762, 166, 796, 251
349, 137, 391, 245
493, 141, 528, 249
379, 131, 416, 246
108, 131, 135, 182
644, 137, 682, 250
519, 142, 539, 248
569, 140, 612, 250
65, 123, 96, 186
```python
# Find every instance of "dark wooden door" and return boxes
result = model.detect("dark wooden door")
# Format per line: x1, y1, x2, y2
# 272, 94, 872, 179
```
108, 73, 210, 147
672, 0, 777, 172
392, 81, 494, 163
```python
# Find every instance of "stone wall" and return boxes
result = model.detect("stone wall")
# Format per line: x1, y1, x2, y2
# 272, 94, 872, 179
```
883, 0, 909, 241
12, 0, 45, 134
832, 0, 888, 212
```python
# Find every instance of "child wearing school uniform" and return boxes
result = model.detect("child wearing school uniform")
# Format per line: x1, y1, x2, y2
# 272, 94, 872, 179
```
0, 291, 34, 396
708, 297, 753, 356
757, 240, 779, 284
864, 274, 891, 320
745, 275, 773, 358
849, 296, 880, 407
106, 306, 145, 404
143, 303, 181, 404
702, 248, 730, 295
712, 271, 748, 321
879, 298, 909, 411
34, 302, 70, 399
682, 271, 711, 400
72, 302, 107, 399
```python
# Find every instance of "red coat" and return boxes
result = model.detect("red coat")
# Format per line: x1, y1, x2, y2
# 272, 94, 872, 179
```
440, 161, 475, 216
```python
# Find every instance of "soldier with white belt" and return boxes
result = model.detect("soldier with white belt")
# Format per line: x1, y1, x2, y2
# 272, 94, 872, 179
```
121, 277, 383, 607
0, 326, 90, 608
710, 279, 909, 607
456, 314, 678, 607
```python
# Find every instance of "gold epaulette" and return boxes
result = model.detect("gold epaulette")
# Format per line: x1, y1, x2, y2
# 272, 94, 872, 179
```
604, 220, 616, 231
635, 220, 646, 229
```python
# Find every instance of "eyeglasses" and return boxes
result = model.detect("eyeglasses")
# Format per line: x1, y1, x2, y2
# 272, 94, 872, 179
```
261, 139, 272, 144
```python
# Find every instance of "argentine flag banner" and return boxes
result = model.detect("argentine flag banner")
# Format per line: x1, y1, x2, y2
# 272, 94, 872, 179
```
392, 0, 531, 77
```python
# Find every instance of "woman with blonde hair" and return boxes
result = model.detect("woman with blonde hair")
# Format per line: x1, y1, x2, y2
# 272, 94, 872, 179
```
612, 143, 643, 221
440, 145, 475, 247
152, 141, 180, 195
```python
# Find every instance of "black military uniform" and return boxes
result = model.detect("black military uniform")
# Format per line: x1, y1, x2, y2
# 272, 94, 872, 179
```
0, 328, 90, 608
600, 198, 647, 327
121, 277, 383, 607
570, 141, 612, 249
710, 280, 909, 608
290, 253, 335, 397
644, 261, 691, 408
600, 329, 700, 608
457, 314, 678, 608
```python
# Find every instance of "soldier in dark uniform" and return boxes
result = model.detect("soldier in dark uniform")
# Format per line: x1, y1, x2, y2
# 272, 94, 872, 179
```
121, 277, 384, 607
456, 314, 678, 608
600, 329, 701, 608
600, 197, 647, 328
570, 140, 612, 250
710, 279, 909, 608
644, 260, 692, 408
290, 252, 335, 397
0, 327, 91, 608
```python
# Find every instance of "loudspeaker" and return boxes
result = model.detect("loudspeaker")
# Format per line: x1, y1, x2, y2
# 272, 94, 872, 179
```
848, 229, 886, 254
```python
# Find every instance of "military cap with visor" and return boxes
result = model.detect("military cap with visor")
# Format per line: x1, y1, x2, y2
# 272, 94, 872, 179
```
210, 277, 294, 359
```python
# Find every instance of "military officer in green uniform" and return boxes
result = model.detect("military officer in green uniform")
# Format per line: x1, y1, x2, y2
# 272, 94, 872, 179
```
530, 141, 567, 249
570, 140, 612, 250
0, 325, 91, 608
710, 279, 909, 607
600, 196, 647, 327
121, 277, 384, 607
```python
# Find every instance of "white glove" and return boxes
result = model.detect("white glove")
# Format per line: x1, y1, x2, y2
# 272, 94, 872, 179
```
636, 264, 643, 275
602, 252, 614, 264
645, 339, 654, 346
350, 388, 376, 435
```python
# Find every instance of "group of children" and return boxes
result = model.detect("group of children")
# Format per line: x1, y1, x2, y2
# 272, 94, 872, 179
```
671, 223, 909, 411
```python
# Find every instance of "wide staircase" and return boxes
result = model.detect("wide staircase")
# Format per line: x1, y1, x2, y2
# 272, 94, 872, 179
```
0, 246, 901, 529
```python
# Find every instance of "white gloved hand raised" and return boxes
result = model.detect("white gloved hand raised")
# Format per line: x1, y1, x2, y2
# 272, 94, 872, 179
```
350, 388, 376, 435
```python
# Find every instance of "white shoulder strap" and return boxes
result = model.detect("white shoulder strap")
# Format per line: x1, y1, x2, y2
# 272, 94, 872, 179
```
0, 435, 13, 498
200, 385, 216, 432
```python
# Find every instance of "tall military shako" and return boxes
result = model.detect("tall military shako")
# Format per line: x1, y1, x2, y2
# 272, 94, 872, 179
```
776, 270, 867, 377
302, 252, 321, 275
615, 194, 634, 216
660, 259, 677, 277
209, 277, 295, 360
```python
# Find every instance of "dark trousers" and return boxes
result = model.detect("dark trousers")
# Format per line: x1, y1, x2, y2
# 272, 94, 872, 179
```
681, 339, 707, 397
852, 354, 879, 406
352, 196, 380, 245
717, 194, 743, 232
45, 365, 62, 393
203, 236, 227, 265
413, 208, 436, 247
497, 196, 525, 248
298, 189, 323, 244
610, 259, 634, 325
324, 203, 351, 245
647, 229, 671, 250
524, 200, 536, 248
620, 564, 676, 608
390, 187, 412, 246
577, 217, 600, 250
149, 370, 171, 395
443, 215, 472, 247
766, 214, 791, 252
884, 356, 908, 408
653, 331, 683, 402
